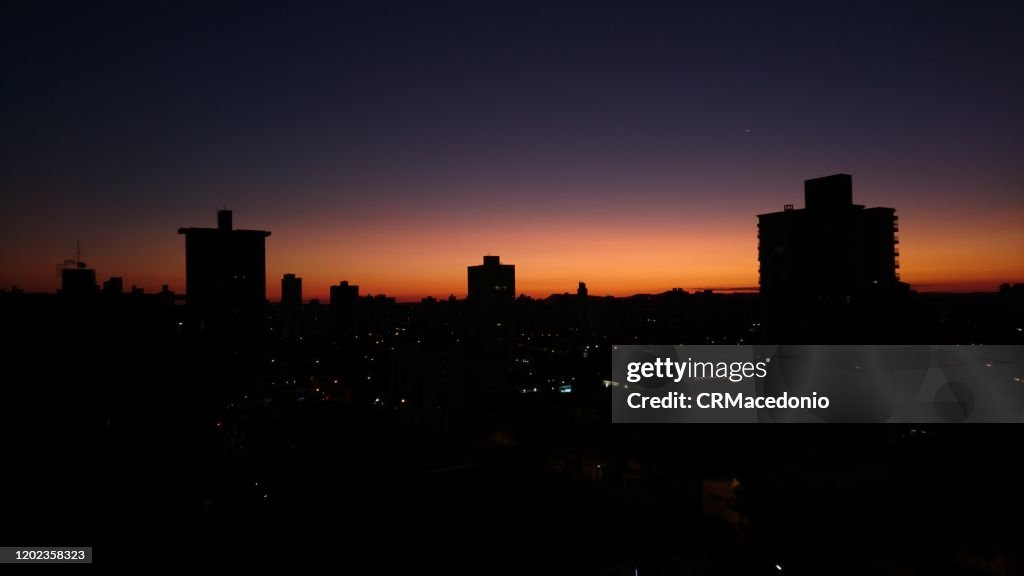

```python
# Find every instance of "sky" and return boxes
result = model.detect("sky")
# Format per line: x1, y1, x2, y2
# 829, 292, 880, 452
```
2, 1, 1022, 301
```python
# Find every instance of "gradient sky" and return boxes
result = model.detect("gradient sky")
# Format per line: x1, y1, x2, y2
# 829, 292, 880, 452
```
2, 1, 1022, 301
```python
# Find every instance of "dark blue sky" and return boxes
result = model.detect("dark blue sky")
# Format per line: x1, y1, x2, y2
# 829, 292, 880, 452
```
3, 1, 1022, 298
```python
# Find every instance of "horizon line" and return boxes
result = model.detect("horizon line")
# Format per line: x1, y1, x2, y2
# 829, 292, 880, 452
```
7, 282, 1021, 304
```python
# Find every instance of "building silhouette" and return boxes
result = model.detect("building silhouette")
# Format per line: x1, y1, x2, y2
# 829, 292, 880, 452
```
468, 255, 515, 305
60, 261, 97, 298
179, 210, 271, 324
329, 280, 359, 336
178, 209, 270, 403
102, 276, 124, 296
577, 281, 590, 328
758, 174, 902, 339
281, 273, 302, 340
466, 255, 516, 342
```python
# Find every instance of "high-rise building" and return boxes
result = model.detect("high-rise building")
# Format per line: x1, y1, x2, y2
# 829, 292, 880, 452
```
60, 263, 97, 298
757, 174, 900, 338
467, 255, 515, 305
59, 241, 98, 299
281, 273, 302, 340
179, 209, 270, 329
466, 255, 516, 341
178, 209, 270, 402
179, 210, 269, 309
329, 280, 359, 336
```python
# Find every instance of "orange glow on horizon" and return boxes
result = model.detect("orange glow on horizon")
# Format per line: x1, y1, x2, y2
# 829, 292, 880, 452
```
3, 200, 1021, 301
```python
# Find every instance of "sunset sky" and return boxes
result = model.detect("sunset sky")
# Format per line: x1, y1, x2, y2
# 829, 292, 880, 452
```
3, 1, 1022, 301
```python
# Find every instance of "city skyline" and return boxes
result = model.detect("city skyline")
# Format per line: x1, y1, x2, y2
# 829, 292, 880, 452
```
4, 3, 1023, 571
8, 171, 1022, 302
3, 1, 1022, 300
7, 209, 1024, 303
